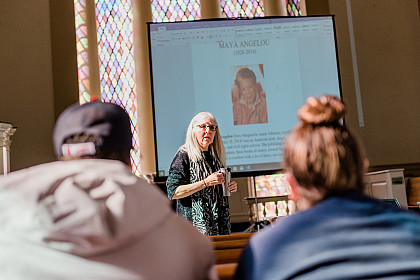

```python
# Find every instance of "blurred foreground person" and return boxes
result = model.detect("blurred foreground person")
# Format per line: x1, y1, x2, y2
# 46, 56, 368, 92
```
234, 95, 420, 280
0, 102, 217, 280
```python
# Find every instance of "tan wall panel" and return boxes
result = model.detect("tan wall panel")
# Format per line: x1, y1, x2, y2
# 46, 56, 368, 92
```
0, 0, 57, 170
328, 0, 420, 166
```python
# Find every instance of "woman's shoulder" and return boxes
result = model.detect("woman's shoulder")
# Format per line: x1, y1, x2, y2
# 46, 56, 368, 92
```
175, 146, 188, 158
169, 147, 189, 170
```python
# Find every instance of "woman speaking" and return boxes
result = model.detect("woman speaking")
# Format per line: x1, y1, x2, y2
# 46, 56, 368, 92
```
166, 112, 238, 236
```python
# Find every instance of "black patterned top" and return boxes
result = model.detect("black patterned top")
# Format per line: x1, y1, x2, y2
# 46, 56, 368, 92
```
166, 148, 231, 236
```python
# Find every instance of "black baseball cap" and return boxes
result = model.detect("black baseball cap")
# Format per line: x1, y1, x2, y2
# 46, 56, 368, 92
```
53, 101, 133, 158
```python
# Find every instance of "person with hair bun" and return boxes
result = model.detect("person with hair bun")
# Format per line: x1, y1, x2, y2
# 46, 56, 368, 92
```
234, 95, 420, 280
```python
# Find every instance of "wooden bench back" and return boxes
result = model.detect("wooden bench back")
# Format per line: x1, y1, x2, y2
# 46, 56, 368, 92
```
210, 233, 254, 280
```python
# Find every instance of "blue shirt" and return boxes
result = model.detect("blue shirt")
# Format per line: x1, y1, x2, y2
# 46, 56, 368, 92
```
235, 193, 420, 280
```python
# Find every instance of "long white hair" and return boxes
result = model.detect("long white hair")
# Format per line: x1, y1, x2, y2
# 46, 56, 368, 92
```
183, 112, 226, 166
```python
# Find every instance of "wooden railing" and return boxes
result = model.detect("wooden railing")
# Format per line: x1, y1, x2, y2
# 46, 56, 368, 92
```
244, 195, 292, 224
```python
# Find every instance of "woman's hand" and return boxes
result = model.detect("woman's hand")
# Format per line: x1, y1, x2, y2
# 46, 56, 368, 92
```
204, 171, 225, 187
203, 172, 238, 193
227, 181, 238, 193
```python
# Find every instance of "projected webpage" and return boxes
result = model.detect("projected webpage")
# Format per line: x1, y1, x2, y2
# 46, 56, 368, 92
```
148, 16, 341, 177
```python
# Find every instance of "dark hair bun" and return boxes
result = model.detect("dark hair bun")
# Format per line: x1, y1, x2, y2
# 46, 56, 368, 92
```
298, 95, 345, 125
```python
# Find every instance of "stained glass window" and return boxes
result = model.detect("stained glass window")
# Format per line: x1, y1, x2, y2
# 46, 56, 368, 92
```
151, 0, 201, 22
74, 0, 92, 104
95, 0, 141, 175
74, 0, 304, 176
221, 0, 264, 18
285, 0, 301, 16
74, 0, 140, 175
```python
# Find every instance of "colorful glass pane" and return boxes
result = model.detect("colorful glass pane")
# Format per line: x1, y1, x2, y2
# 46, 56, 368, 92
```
254, 173, 293, 218
285, 0, 301, 16
255, 174, 290, 197
151, 0, 201, 23
74, 0, 92, 104
221, 0, 264, 18
95, 0, 141, 175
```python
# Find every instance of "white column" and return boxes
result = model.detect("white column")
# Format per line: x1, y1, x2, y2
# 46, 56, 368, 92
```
264, 0, 285, 16
132, 0, 155, 175
200, 0, 222, 19
0, 123, 16, 175
264, 0, 307, 16
300, 0, 307, 16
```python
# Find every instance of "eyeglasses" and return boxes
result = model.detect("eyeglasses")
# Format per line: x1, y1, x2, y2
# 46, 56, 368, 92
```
196, 124, 218, 131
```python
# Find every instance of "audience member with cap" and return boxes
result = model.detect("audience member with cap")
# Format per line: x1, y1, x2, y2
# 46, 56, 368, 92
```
0, 101, 217, 280
234, 95, 420, 280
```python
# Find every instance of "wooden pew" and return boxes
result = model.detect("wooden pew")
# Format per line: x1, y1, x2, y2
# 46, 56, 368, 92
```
210, 233, 254, 280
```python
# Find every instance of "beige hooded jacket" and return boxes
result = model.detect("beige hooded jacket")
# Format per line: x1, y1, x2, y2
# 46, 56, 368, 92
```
0, 159, 217, 280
